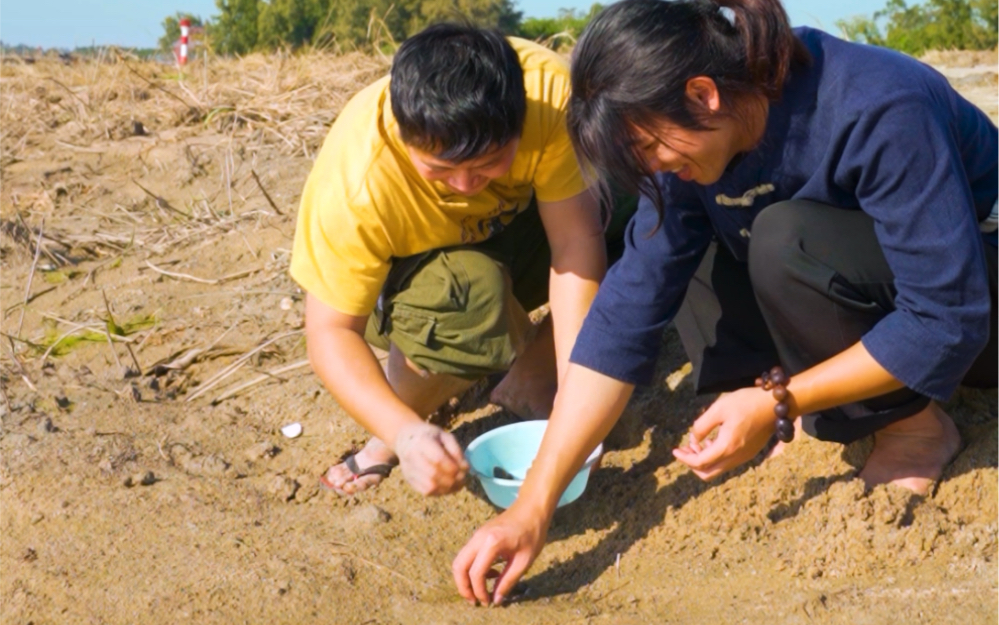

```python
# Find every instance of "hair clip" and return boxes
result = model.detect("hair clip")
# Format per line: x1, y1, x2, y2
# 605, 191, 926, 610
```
717, 6, 737, 26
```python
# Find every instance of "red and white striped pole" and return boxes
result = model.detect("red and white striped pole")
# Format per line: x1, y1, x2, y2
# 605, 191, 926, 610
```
179, 18, 191, 66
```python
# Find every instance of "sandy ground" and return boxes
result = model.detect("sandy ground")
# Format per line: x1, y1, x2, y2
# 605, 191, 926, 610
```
0, 49, 996, 625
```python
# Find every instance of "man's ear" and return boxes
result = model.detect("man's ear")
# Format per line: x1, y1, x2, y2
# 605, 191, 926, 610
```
685, 76, 722, 114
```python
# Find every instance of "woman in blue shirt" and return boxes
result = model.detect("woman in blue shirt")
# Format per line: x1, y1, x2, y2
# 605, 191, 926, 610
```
452, 0, 997, 606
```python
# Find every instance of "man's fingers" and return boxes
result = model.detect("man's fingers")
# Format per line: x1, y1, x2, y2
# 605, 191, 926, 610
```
418, 438, 460, 475
440, 432, 468, 470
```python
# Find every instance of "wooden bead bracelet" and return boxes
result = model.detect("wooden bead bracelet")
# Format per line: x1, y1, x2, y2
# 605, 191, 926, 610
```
755, 366, 795, 443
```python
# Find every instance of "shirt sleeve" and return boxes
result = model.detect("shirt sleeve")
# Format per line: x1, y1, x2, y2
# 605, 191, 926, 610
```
842, 96, 993, 400
531, 80, 589, 203
289, 178, 391, 317
570, 178, 713, 385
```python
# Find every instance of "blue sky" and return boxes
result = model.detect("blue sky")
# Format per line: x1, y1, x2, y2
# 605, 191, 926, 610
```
1, 1, 886, 49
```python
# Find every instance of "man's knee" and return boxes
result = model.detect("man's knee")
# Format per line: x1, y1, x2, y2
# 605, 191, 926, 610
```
381, 248, 524, 378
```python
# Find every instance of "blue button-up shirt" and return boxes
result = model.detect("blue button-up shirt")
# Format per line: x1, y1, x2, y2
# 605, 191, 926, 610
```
571, 28, 998, 401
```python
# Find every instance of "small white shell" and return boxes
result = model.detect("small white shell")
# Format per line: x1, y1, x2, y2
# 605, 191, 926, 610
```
280, 422, 303, 438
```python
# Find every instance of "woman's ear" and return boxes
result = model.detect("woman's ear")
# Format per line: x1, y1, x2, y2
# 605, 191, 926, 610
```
685, 76, 722, 113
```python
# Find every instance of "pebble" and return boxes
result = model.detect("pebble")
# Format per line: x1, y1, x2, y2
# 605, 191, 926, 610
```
348, 504, 391, 527
268, 475, 299, 502
279, 297, 294, 311
37, 416, 55, 435
280, 423, 302, 439
5, 433, 34, 448
244, 442, 279, 461
124, 471, 156, 487
174, 450, 231, 477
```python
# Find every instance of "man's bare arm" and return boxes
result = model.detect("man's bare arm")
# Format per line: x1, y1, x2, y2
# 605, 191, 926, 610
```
537, 188, 607, 381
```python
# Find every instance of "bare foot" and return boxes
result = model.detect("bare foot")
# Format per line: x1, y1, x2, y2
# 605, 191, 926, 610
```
858, 402, 962, 495
321, 437, 398, 496
490, 369, 556, 420
489, 317, 557, 420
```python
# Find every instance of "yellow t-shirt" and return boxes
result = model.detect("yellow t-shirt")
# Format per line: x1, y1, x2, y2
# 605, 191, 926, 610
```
290, 37, 587, 316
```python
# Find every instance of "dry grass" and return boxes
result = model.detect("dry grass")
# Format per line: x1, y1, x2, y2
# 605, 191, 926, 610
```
0, 50, 388, 388
920, 47, 998, 67
0, 50, 389, 274
1, 50, 388, 164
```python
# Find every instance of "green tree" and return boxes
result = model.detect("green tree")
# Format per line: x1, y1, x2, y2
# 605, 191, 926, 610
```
209, 0, 260, 55
158, 13, 204, 53
837, 0, 998, 55
519, 4, 602, 48
407, 0, 521, 35
171, 0, 530, 54
835, 15, 886, 48
258, 0, 324, 49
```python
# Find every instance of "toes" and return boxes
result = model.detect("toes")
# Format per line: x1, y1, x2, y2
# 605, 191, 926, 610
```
323, 461, 387, 495
323, 464, 354, 491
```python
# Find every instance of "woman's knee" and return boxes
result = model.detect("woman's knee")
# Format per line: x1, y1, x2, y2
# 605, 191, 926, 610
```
747, 201, 811, 297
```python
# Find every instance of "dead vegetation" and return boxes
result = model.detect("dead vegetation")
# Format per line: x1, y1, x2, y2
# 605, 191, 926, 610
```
920, 47, 998, 67
1, 51, 387, 407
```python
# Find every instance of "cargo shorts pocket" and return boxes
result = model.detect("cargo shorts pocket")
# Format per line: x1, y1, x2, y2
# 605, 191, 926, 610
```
388, 303, 438, 347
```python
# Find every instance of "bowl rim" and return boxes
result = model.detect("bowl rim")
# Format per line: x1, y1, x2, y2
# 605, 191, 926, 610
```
465, 419, 603, 483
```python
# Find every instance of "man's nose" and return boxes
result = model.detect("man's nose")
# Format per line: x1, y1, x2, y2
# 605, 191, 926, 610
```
448, 171, 476, 193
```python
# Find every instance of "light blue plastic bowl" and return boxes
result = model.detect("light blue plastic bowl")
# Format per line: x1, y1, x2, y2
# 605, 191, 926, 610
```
465, 420, 603, 509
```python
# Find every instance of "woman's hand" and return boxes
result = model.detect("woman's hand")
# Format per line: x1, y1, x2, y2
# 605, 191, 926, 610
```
452, 501, 551, 606
672, 386, 776, 480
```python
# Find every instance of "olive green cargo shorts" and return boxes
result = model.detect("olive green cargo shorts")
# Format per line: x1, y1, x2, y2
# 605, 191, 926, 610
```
364, 196, 637, 379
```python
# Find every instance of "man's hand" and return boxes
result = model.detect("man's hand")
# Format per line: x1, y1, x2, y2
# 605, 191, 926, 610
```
452, 502, 550, 605
394, 422, 469, 496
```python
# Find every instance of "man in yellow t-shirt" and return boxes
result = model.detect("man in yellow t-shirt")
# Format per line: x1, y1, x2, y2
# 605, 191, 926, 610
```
291, 23, 612, 497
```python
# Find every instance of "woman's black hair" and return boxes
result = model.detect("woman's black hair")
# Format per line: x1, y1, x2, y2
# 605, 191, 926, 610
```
390, 22, 526, 162
568, 0, 810, 220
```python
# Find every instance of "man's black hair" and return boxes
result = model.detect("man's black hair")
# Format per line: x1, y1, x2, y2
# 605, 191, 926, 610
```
390, 23, 526, 162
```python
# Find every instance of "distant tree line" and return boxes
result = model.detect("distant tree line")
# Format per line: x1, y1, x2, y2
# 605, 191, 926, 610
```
158, 0, 996, 57
158, 0, 604, 55
837, 0, 997, 55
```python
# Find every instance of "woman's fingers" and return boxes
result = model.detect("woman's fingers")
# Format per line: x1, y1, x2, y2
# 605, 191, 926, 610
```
493, 551, 532, 604
453, 530, 506, 605
467, 538, 502, 604
673, 426, 731, 474
452, 535, 487, 603
690, 404, 726, 441
453, 511, 544, 606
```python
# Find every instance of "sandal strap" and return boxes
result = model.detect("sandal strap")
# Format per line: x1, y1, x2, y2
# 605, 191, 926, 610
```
344, 454, 396, 479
